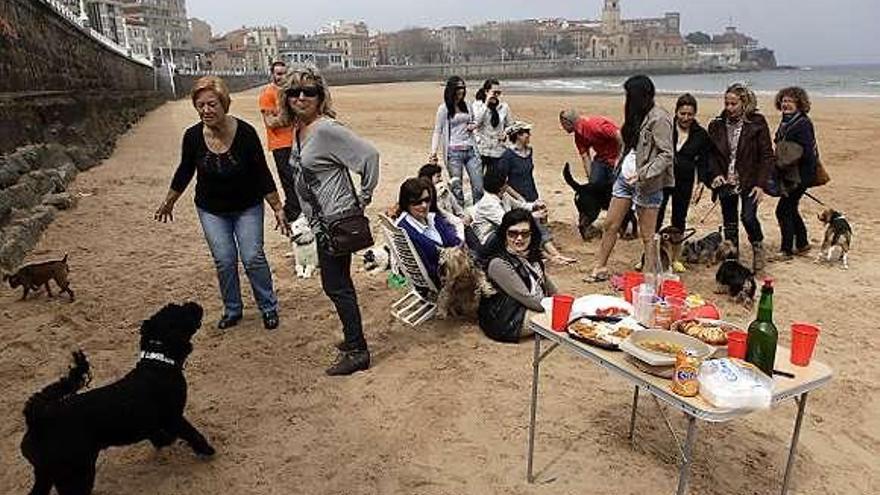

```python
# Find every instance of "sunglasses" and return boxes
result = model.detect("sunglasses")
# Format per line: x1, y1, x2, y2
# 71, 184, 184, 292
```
490, 90, 503, 96
411, 196, 432, 206
286, 86, 321, 98
506, 228, 532, 240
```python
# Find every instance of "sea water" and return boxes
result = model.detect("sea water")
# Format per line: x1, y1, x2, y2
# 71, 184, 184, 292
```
505, 64, 880, 99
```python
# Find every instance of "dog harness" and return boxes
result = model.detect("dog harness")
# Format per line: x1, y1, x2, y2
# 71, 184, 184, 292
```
139, 351, 176, 366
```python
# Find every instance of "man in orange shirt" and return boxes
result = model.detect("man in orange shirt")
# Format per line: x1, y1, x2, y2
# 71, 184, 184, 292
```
259, 61, 300, 221
559, 108, 623, 187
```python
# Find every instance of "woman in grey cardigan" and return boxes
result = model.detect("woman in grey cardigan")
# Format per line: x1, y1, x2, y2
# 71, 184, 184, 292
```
429, 76, 484, 206
281, 67, 380, 376
589, 75, 674, 282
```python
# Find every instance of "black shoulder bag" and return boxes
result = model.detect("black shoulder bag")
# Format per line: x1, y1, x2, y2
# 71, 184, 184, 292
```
296, 128, 374, 256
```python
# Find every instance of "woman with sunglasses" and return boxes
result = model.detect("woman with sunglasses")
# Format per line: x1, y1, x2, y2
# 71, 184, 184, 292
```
279, 67, 380, 376
395, 177, 462, 285
473, 78, 511, 174
478, 208, 557, 343
429, 76, 483, 206
155, 76, 289, 331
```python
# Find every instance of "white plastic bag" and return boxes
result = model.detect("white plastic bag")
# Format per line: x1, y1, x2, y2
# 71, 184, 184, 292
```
698, 358, 773, 410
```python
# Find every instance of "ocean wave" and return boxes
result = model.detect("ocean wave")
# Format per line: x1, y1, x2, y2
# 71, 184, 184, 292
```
866, 81, 880, 86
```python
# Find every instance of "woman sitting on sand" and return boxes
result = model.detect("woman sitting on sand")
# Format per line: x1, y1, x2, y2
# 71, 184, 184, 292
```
395, 177, 462, 285
478, 209, 557, 343
429, 76, 483, 206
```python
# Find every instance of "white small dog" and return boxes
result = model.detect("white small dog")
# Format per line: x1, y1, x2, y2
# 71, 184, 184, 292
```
360, 244, 391, 273
289, 215, 318, 278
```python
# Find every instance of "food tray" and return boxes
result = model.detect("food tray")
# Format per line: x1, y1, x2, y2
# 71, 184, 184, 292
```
567, 316, 640, 350
620, 329, 714, 367
671, 318, 744, 346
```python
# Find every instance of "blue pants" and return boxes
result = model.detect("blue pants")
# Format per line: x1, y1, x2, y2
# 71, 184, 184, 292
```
446, 147, 484, 206
720, 192, 764, 248
197, 203, 278, 318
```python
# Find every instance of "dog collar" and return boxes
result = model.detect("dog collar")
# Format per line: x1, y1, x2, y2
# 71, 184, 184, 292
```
139, 351, 176, 366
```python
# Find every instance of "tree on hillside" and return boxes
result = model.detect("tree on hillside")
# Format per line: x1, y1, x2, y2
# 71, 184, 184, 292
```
498, 22, 539, 60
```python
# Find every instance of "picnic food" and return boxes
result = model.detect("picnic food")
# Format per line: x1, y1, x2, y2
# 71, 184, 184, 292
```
596, 306, 630, 317
671, 350, 701, 397
568, 320, 633, 347
678, 320, 728, 345
636, 340, 684, 355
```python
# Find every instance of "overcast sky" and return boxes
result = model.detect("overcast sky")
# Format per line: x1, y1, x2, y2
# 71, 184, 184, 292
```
187, 0, 879, 65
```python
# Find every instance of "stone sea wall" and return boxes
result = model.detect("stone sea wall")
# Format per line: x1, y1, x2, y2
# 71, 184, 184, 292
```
0, 0, 163, 271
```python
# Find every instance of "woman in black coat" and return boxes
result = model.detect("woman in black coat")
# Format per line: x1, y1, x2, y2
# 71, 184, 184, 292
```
772, 86, 818, 261
656, 93, 711, 236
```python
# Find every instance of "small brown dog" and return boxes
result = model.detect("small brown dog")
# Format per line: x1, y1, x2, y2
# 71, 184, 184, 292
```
3, 253, 74, 301
436, 246, 495, 319
817, 208, 852, 269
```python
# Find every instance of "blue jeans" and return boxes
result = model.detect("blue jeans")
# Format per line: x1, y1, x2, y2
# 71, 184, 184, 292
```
612, 172, 664, 208
446, 147, 484, 206
197, 203, 278, 318
589, 159, 615, 186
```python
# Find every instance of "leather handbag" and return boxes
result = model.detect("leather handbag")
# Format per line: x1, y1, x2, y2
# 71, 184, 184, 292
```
296, 130, 374, 256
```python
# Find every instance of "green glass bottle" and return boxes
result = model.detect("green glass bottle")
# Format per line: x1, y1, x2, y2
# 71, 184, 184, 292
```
746, 278, 778, 376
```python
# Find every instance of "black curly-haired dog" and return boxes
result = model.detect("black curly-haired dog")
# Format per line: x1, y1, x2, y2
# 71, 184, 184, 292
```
563, 162, 638, 240
20, 301, 214, 495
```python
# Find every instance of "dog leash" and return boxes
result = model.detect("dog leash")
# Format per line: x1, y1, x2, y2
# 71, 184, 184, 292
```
696, 200, 719, 225
804, 191, 827, 207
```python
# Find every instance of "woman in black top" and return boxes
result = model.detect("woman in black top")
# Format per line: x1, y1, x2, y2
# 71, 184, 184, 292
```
656, 93, 711, 235
771, 86, 818, 261
154, 76, 289, 330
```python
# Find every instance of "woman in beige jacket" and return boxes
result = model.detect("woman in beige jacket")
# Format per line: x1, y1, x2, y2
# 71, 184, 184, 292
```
589, 75, 674, 282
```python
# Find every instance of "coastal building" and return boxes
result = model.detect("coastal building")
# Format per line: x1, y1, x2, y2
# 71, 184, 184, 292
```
189, 18, 212, 51
205, 28, 262, 72
278, 36, 345, 69
586, 0, 688, 60
315, 21, 370, 68
85, 0, 125, 43
245, 26, 289, 68
690, 26, 777, 69
123, 16, 152, 61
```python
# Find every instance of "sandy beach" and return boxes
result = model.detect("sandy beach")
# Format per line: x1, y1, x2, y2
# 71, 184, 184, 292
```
1, 81, 879, 495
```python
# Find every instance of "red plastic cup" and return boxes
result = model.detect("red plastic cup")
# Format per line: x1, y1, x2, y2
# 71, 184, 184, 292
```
664, 296, 685, 322
551, 294, 575, 332
622, 272, 644, 303
790, 323, 820, 366
660, 279, 687, 299
727, 330, 748, 360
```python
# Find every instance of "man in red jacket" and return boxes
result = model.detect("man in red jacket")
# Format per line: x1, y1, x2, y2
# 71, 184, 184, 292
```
559, 108, 623, 186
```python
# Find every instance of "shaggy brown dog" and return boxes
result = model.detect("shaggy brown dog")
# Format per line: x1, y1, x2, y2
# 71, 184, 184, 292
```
817, 208, 852, 269
3, 253, 74, 301
436, 246, 495, 319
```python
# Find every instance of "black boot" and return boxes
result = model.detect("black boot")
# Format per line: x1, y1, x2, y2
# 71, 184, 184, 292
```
326, 349, 370, 376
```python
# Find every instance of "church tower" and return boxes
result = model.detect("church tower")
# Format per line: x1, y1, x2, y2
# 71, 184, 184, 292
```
602, 0, 622, 34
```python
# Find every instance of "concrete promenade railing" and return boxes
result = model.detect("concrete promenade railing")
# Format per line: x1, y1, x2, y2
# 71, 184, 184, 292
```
39, 0, 152, 68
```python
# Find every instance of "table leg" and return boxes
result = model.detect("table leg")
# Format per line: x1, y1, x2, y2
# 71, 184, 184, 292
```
780, 393, 809, 495
675, 416, 698, 495
526, 332, 542, 483
629, 386, 640, 445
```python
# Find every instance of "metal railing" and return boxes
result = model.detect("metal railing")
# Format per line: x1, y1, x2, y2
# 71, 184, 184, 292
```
39, 0, 153, 68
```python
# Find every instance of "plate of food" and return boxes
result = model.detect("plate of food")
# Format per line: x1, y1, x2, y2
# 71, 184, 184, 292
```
671, 319, 743, 346
567, 317, 638, 350
620, 329, 714, 367
570, 295, 634, 320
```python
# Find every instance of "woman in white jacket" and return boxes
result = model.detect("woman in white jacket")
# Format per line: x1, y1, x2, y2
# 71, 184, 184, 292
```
429, 76, 483, 207
473, 78, 512, 175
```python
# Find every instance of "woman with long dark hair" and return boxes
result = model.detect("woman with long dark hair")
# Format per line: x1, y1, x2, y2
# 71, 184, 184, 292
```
478, 209, 557, 343
473, 78, 511, 174
588, 75, 674, 282
655, 93, 712, 256
429, 76, 483, 206
771, 86, 817, 261
706, 83, 775, 272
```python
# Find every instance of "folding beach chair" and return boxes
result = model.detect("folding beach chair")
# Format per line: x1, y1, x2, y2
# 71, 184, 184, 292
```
377, 214, 438, 327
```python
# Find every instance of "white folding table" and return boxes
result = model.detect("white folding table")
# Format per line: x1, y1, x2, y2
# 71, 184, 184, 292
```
526, 312, 833, 495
